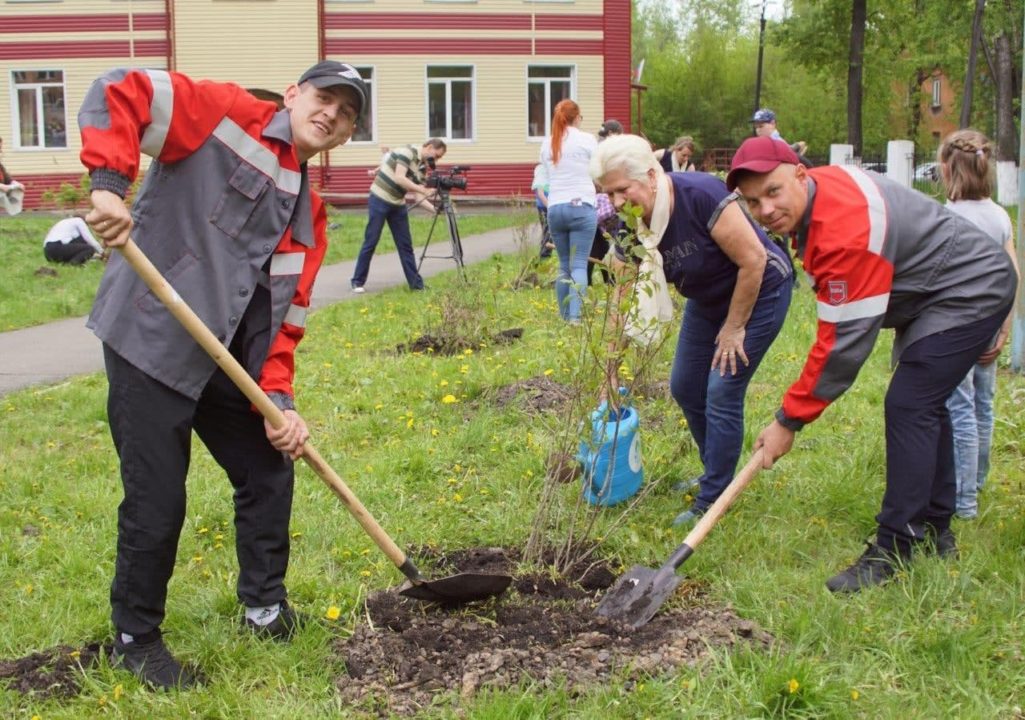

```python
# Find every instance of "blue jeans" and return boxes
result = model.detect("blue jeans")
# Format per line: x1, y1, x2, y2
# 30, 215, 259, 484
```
351, 194, 424, 290
547, 202, 596, 321
945, 361, 997, 518
670, 282, 792, 510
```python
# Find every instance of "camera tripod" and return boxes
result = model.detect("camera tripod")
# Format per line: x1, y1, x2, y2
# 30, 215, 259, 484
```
417, 188, 466, 280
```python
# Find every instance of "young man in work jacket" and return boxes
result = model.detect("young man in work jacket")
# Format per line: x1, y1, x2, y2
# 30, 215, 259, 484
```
727, 137, 1017, 594
79, 60, 367, 689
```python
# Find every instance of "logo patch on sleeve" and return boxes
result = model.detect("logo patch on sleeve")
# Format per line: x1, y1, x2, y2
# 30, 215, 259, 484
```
827, 280, 848, 305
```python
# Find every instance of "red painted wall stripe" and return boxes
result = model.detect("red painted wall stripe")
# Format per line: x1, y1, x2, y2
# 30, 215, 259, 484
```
535, 15, 603, 31
603, 0, 632, 132
325, 37, 534, 56
326, 13, 530, 30
0, 40, 168, 60
314, 163, 538, 202
0, 14, 166, 33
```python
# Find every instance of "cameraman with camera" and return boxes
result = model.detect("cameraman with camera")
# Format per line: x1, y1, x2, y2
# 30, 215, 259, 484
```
351, 138, 447, 292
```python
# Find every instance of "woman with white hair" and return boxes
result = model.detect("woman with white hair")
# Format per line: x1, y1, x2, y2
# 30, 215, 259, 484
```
592, 134, 793, 526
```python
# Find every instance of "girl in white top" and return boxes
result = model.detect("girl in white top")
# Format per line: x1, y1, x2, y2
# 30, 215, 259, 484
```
939, 129, 1021, 518
540, 99, 598, 322
43, 216, 105, 265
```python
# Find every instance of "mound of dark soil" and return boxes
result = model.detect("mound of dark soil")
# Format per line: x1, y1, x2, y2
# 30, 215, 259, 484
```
397, 328, 523, 356
0, 642, 104, 699
336, 547, 772, 715
492, 375, 573, 415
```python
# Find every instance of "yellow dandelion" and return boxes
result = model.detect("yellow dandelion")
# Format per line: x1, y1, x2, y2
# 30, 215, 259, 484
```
431, 428, 439, 437
543, 368, 554, 376
374, 403, 383, 410
440, 379, 449, 387
113, 683, 124, 701
325, 606, 341, 621
442, 394, 458, 404
291, 532, 302, 539
360, 570, 372, 577
69, 650, 81, 659
453, 493, 463, 502
192, 554, 203, 563
850, 689, 860, 701
322, 362, 334, 368
787, 678, 800, 694
198, 527, 209, 534
463, 348, 474, 355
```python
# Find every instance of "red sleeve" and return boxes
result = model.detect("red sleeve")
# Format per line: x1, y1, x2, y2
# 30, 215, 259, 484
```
79, 69, 238, 183
258, 193, 329, 400
780, 192, 894, 427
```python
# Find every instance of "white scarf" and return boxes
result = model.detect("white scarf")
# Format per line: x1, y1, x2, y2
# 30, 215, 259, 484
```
624, 171, 675, 345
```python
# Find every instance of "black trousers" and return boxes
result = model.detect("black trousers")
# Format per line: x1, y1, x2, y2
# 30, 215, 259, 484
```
104, 345, 294, 635
44, 237, 95, 265
876, 306, 1009, 553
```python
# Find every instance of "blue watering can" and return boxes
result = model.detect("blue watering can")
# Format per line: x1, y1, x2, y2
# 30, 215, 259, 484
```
578, 392, 643, 506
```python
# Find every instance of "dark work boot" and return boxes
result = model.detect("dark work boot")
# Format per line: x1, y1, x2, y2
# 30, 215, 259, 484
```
110, 630, 200, 690
923, 525, 959, 559
825, 542, 905, 594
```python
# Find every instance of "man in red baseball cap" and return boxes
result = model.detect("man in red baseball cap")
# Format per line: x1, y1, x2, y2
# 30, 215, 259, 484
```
728, 136, 1017, 593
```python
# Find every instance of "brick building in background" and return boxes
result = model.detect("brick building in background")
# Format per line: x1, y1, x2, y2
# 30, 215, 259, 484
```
0, 0, 631, 209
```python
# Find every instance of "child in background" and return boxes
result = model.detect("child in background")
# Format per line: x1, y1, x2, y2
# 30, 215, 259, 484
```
939, 129, 1021, 519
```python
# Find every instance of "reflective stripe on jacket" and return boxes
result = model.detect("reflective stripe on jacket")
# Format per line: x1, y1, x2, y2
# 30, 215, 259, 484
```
80, 68, 327, 405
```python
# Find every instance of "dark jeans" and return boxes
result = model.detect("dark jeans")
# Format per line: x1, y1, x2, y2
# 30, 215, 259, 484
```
537, 206, 552, 258
670, 281, 793, 510
876, 306, 1010, 553
588, 227, 611, 286
44, 237, 95, 265
352, 194, 424, 290
104, 345, 294, 636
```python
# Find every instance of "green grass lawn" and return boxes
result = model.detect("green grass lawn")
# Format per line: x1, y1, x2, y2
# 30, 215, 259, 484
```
0, 206, 529, 332
1, 244, 1023, 718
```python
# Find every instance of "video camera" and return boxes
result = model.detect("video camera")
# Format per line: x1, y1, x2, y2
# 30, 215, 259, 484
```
424, 157, 470, 192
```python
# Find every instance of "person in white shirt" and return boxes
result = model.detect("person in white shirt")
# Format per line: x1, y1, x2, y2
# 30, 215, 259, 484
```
540, 99, 598, 322
43, 216, 105, 265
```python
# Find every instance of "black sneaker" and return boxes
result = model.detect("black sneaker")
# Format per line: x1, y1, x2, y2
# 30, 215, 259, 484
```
922, 526, 959, 559
110, 630, 200, 690
825, 542, 905, 594
244, 600, 301, 641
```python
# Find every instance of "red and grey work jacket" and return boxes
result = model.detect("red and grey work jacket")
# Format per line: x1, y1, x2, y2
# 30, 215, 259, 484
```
778, 165, 1017, 430
79, 69, 327, 409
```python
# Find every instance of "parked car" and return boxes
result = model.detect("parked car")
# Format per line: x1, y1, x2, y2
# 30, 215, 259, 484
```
862, 162, 887, 173
914, 162, 939, 182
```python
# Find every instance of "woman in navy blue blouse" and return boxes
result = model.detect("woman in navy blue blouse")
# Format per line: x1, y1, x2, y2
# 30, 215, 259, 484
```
592, 134, 793, 526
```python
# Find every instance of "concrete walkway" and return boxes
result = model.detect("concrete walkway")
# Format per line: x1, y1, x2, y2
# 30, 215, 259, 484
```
0, 226, 530, 397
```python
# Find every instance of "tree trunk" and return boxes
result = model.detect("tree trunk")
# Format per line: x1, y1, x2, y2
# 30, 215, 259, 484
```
908, 68, 929, 142
960, 0, 987, 128
994, 31, 1016, 160
847, 0, 866, 155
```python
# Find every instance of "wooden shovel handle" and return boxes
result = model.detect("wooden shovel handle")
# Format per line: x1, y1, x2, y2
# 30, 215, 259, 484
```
118, 239, 419, 578
680, 449, 764, 552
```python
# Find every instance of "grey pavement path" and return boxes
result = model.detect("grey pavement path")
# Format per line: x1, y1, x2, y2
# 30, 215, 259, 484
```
0, 226, 533, 397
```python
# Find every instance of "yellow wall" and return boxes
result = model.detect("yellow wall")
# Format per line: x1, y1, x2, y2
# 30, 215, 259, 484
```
2, 0, 609, 181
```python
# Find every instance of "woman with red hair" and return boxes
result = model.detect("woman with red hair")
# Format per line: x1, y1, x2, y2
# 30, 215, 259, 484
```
540, 100, 598, 322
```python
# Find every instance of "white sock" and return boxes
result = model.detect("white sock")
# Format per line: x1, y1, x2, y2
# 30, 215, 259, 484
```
245, 603, 281, 626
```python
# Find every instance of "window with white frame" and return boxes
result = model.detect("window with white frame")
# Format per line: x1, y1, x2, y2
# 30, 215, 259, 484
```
930, 77, 941, 109
352, 66, 375, 143
527, 66, 573, 138
427, 66, 473, 140
12, 70, 67, 149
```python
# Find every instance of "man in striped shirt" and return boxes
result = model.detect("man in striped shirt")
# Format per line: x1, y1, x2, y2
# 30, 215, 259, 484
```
350, 138, 447, 292
728, 137, 1016, 594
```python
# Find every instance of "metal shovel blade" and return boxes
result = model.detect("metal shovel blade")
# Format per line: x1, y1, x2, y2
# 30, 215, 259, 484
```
595, 564, 684, 629
398, 572, 513, 603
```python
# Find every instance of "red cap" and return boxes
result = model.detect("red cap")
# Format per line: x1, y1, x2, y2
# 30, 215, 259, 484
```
726, 136, 800, 190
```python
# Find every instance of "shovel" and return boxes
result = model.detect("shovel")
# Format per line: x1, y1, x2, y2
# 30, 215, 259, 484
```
595, 449, 763, 628
118, 238, 511, 605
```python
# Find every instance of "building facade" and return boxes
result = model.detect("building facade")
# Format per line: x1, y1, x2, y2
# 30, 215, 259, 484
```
0, 0, 631, 208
